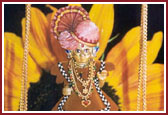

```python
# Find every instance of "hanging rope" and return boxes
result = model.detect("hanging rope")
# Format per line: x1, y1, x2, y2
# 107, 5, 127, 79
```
137, 4, 148, 111
19, 4, 31, 111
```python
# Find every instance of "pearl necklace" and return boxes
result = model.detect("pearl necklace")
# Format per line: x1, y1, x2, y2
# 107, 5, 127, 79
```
57, 60, 111, 111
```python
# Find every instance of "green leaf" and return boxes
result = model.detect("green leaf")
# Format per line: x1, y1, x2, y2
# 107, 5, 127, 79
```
101, 53, 105, 60
108, 33, 120, 43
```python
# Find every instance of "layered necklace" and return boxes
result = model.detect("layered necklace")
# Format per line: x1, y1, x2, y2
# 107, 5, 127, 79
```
69, 59, 95, 107
57, 59, 111, 111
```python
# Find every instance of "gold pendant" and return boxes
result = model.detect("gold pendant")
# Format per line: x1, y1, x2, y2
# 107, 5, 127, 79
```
81, 99, 91, 107
83, 88, 88, 94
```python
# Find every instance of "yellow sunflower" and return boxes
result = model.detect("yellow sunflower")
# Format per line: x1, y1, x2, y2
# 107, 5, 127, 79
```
4, 4, 164, 111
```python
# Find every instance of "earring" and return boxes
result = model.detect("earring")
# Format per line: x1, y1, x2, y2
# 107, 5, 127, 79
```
65, 50, 72, 59
92, 46, 99, 57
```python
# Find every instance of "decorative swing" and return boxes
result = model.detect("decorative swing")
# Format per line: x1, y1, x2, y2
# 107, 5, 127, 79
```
20, 4, 148, 111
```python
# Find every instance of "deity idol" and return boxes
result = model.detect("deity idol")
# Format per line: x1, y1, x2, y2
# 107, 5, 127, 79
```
51, 6, 119, 111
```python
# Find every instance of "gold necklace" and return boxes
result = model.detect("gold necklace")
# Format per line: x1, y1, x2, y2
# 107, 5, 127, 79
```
69, 59, 94, 107
73, 59, 95, 94
75, 61, 89, 68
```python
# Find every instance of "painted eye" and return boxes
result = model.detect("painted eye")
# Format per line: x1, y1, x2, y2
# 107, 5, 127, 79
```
76, 49, 80, 53
84, 49, 89, 53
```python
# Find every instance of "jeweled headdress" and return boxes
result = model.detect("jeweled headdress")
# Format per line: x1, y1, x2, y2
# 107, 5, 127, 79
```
51, 6, 100, 50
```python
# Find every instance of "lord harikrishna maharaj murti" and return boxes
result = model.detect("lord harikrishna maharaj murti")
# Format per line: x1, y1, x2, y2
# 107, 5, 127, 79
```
50, 5, 119, 111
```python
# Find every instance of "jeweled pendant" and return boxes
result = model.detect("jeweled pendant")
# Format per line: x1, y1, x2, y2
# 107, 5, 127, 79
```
83, 88, 88, 94
81, 99, 91, 107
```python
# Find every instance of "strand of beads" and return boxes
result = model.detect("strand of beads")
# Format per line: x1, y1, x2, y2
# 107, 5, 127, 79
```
58, 62, 71, 83
94, 77, 111, 111
94, 60, 111, 111
57, 95, 69, 111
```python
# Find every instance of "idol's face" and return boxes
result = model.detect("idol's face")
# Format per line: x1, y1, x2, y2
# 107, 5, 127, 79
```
72, 44, 93, 64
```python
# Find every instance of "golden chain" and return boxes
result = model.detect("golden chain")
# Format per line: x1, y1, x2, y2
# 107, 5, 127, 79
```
69, 59, 94, 100
20, 4, 31, 111
137, 4, 148, 111
73, 60, 93, 85
73, 59, 95, 94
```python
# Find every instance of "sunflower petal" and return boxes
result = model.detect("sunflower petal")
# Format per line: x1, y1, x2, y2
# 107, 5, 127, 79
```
89, 4, 114, 60
68, 4, 81, 6
147, 32, 163, 64
4, 33, 41, 111
106, 27, 163, 83
22, 7, 56, 71
46, 4, 57, 12
106, 27, 141, 87
106, 63, 164, 111
127, 64, 164, 111
125, 31, 163, 79
146, 64, 164, 111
